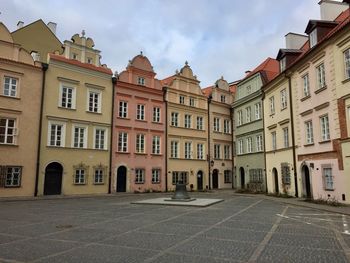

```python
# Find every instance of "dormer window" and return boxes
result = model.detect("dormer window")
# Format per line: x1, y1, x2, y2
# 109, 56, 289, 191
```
220, 95, 226, 103
138, 77, 145, 86
280, 57, 286, 72
310, 29, 317, 48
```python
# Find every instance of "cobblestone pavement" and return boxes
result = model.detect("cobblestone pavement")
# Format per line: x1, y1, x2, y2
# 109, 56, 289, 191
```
0, 192, 349, 262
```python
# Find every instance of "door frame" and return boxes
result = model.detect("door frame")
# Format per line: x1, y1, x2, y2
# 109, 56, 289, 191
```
44, 162, 63, 195
116, 165, 127, 192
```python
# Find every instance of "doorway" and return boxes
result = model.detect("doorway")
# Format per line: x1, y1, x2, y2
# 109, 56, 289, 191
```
197, 171, 203, 191
272, 168, 279, 194
116, 166, 127, 192
239, 167, 245, 189
212, 169, 219, 189
302, 165, 311, 199
44, 162, 63, 195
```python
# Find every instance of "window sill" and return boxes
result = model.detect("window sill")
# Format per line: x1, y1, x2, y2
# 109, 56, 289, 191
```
117, 151, 130, 154
117, 116, 130, 120
135, 119, 147, 122
135, 182, 145, 184
319, 140, 331, 144
152, 121, 162, 125
58, 106, 76, 111
135, 152, 147, 155
86, 111, 102, 115
0, 94, 20, 100
74, 183, 86, 186
304, 143, 314, 147
0, 143, 18, 147
281, 107, 287, 111
314, 85, 327, 94
93, 182, 105, 185
151, 153, 162, 156
4, 185, 21, 188
301, 95, 311, 102
324, 189, 334, 191
342, 78, 350, 84
151, 182, 161, 184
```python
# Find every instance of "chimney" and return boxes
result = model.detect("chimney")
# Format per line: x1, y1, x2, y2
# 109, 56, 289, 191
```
47, 22, 57, 35
319, 0, 348, 20
285, 33, 308, 49
17, 21, 24, 29
245, 70, 251, 76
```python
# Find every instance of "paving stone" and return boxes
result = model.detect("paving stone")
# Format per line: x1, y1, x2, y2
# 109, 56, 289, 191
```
201, 227, 267, 243
276, 224, 335, 237
151, 252, 239, 263
139, 222, 207, 236
0, 233, 27, 244
220, 220, 273, 232
166, 215, 223, 226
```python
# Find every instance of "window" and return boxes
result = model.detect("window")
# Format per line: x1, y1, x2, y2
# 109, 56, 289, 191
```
345, 49, 350, 79
272, 131, 277, 150
249, 169, 263, 183
238, 110, 243, 125
119, 101, 128, 118
152, 135, 160, 154
280, 57, 286, 72
196, 116, 203, 130
73, 126, 87, 148
221, 95, 226, 103
302, 74, 310, 97
153, 107, 161, 123
316, 63, 326, 89
75, 169, 85, 184
213, 117, 220, 132
136, 104, 145, 120
94, 128, 106, 150
224, 145, 230, 159
88, 90, 101, 113
94, 168, 103, 184
305, 121, 314, 144
49, 123, 64, 147
255, 103, 262, 120
281, 163, 291, 185
135, 169, 145, 183
280, 89, 287, 109
60, 86, 75, 109
283, 127, 289, 148
310, 29, 317, 48
184, 142, 192, 159
189, 97, 195, 107
246, 107, 251, 123
197, 143, 204, 159
224, 119, 230, 134
0, 118, 16, 144
171, 141, 179, 158
184, 114, 191, 128
247, 86, 251, 94
256, 135, 263, 152
179, 95, 185, 104
4, 166, 21, 187
118, 132, 128, 152
136, 134, 145, 153
247, 137, 252, 153
172, 171, 188, 185
138, 77, 145, 86
87, 57, 93, 64
171, 112, 178, 127
3, 77, 17, 97
152, 169, 160, 183
224, 170, 232, 183
214, 144, 221, 159
270, 96, 275, 115
320, 115, 330, 141
72, 53, 78, 60
323, 167, 334, 190
238, 139, 243, 155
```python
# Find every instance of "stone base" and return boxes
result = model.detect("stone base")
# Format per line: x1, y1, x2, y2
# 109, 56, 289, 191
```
132, 197, 223, 207
164, 198, 197, 202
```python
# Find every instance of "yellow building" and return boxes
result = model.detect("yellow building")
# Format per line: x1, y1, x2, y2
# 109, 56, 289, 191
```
163, 62, 209, 191
37, 32, 113, 196
0, 23, 43, 197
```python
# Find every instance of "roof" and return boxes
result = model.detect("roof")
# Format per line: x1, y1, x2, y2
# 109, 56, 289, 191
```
202, 86, 213, 97
276, 49, 303, 60
240, 57, 279, 84
161, 75, 175, 86
49, 54, 112, 75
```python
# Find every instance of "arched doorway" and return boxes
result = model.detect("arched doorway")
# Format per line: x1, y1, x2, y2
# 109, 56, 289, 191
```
212, 169, 219, 189
44, 162, 63, 195
272, 168, 279, 194
116, 166, 127, 192
239, 167, 245, 189
302, 165, 311, 199
197, 171, 203, 191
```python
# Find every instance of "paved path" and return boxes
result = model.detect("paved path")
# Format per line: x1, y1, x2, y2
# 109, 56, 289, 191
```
0, 191, 349, 262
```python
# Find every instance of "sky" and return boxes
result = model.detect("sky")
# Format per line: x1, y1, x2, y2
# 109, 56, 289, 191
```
1, 0, 324, 87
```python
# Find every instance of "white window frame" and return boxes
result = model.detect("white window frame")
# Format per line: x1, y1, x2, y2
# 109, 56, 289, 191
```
305, 120, 314, 144
320, 115, 330, 141
87, 89, 101, 113
171, 140, 179, 158
171, 112, 178, 127
119, 101, 128, 118
302, 74, 310, 97
345, 49, 350, 80
310, 29, 317, 48
238, 110, 243, 126
118, 132, 128, 152
224, 170, 232, 183
189, 97, 195, 107
184, 142, 192, 159
214, 144, 221, 159
283, 127, 289, 148
136, 134, 145, 153
59, 84, 76, 109
74, 169, 86, 185
196, 116, 203, 130
270, 96, 275, 115
4, 166, 22, 187
136, 104, 145, 121
94, 168, 104, 184
3, 76, 18, 97
72, 125, 88, 148
224, 145, 230, 159
256, 135, 263, 152
135, 169, 145, 183
280, 57, 286, 72
94, 127, 107, 150
48, 121, 66, 147
0, 118, 17, 145
197, 143, 204, 159
255, 103, 262, 120
224, 119, 230, 134
246, 106, 251, 123
137, 77, 145, 86
179, 95, 185, 104
280, 89, 287, 109
214, 117, 220, 132
272, 131, 277, 150
153, 107, 161, 123
316, 63, 326, 90
221, 95, 226, 103
184, 114, 191, 128
238, 139, 243, 155
323, 167, 334, 190
152, 135, 161, 154
152, 169, 161, 183
247, 137, 252, 153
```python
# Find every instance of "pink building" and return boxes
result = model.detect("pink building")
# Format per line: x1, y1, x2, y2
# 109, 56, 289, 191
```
112, 54, 165, 193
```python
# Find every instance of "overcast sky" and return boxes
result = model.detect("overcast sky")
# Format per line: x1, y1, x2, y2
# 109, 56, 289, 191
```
1, 0, 324, 87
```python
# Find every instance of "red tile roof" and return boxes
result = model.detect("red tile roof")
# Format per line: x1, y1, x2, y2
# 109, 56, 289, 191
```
241, 57, 279, 84
202, 86, 213, 97
49, 54, 112, 75
161, 75, 175, 86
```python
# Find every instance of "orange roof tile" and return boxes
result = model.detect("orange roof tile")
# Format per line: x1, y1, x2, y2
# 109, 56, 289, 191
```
161, 75, 175, 86
202, 86, 213, 97
240, 57, 279, 84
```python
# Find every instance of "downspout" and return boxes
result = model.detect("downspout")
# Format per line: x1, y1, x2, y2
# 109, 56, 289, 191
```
286, 73, 298, 197
163, 87, 168, 192
34, 63, 48, 197
108, 76, 117, 194
261, 90, 268, 193
207, 95, 212, 190
230, 107, 235, 189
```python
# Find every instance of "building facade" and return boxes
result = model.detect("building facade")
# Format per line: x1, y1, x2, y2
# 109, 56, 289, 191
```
233, 58, 279, 192
203, 77, 234, 189
112, 54, 166, 193
163, 62, 209, 191
0, 23, 43, 197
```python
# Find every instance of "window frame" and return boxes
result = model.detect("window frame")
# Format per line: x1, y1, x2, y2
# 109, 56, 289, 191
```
59, 84, 76, 109
197, 143, 204, 159
246, 137, 252, 153
280, 89, 287, 109
196, 116, 203, 130
119, 101, 128, 118
3, 166, 22, 187
184, 114, 192, 128
171, 112, 178, 127
316, 63, 326, 90
153, 107, 161, 123
302, 74, 310, 97
184, 142, 192, 159
48, 121, 66, 147
152, 135, 161, 154
0, 118, 17, 145
283, 127, 289, 148
170, 140, 179, 158
255, 103, 262, 120
136, 104, 145, 121
320, 115, 330, 141
135, 168, 145, 183
3, 76, 18, 97
72, 125, 88, 149
94, 127, 107, 150
136, 133, 145, 153
256, 135, 263, 152
87, 89, 101, 113
269, 96, 275, 115
272, 131, 277, 150
214, 144, 221, 159
118, 132, 128, 152
213, 117, 220, 132
305, 120, 314, 144
345, 48, 350, 80
152, 169, 161, 184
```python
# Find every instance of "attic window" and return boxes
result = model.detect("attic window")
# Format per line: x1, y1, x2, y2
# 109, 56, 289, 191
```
280, 57, 286, 72
221, 95, 226, 103
87, 57, 93, 64
310, 29, 317, 48
138, 77, 145, 86
72, 53, 78, 60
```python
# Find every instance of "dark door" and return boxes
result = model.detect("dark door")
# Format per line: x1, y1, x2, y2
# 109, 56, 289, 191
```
212, 169, 219, 189
197, 171, 203, 191
44, 162, 63, 195
116, 166, 127, 192
273, 168, 279, 194
303, 165, 311, 199
240, 167, 245, 189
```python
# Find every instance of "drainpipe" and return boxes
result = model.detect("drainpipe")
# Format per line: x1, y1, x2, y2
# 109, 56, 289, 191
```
108, 75, 117, 194
261, 90, 268, 193
34, 63, 48, 197
162, 87, 168, 192
286, 73, 298, 197
230, 106, 235, 189
207, 95, 212, 190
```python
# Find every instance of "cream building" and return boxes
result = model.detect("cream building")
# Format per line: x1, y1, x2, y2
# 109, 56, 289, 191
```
37, 32, 113, 196
163, 62, 209, 191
